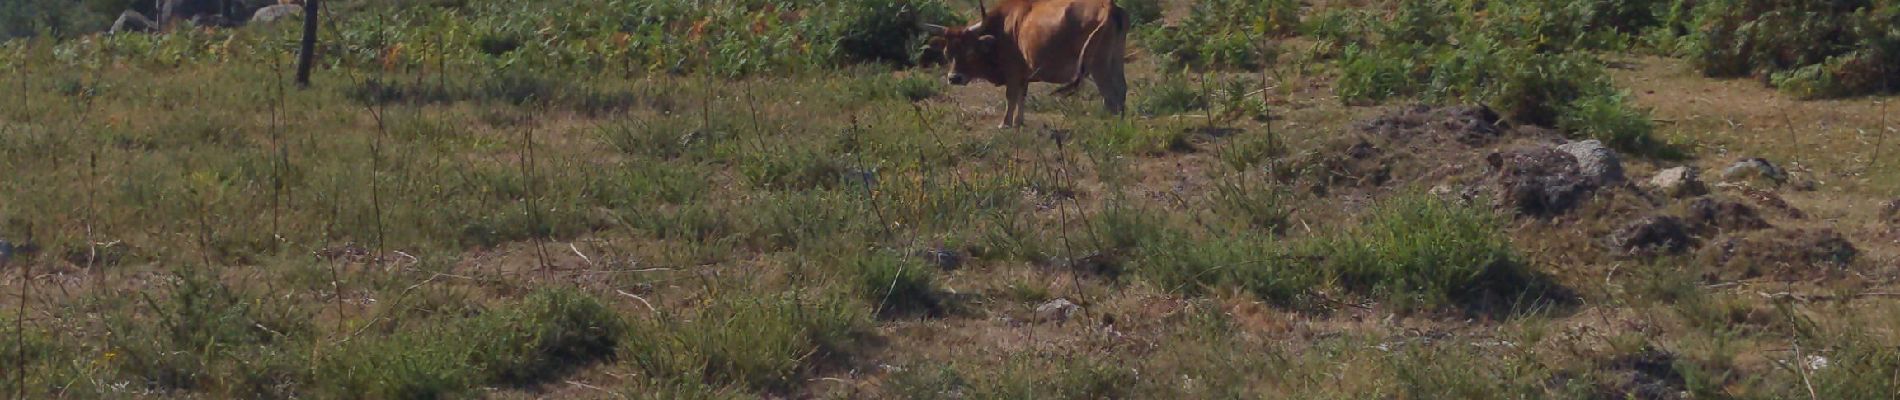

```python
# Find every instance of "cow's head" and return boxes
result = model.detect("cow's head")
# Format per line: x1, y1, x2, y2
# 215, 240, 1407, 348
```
922, 19, 1001, 86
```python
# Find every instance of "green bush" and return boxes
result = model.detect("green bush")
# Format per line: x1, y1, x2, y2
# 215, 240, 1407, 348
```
1119, 0, 1165, 26
319, 289, 625, 398
1211, 178, 1292, 233
1329, 0, 1667, 154
832, 0, 962, 66
1137, 76, 1208, 116
1683, 0, 1899, 98
1141, 0, 1296, 71
1138, 230, 1317, 304
1557, 93, 1662, 154
1316, 193, 1535, 310
623, 291, 866, 393
111, 268, 314, 393
849, 252, 943, 317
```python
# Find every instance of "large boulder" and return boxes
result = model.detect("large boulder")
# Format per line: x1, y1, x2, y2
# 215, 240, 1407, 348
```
1487, 146, 1597, 216
1557, 139, 1624, 184
249, 4, 302, 24
1647, 166, 1706, 198
110, 10, 159, 34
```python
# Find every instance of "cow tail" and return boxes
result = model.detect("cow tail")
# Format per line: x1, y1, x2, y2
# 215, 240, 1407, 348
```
1054, 5, 1122, 94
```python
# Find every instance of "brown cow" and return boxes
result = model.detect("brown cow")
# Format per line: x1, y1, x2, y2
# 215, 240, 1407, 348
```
923, 0, 1129, 128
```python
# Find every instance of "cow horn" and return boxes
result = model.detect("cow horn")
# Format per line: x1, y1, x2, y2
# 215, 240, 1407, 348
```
921, 23, 948, 35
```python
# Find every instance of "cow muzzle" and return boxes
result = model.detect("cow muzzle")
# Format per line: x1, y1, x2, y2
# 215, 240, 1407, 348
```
945, 73, 969, 86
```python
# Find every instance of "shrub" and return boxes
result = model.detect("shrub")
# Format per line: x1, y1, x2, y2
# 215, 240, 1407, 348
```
1141, 0, 1296, 71
1118, 0, 1165, 26
1211, 178, 1292, 233
1558, 93, 1663, 155
319, 289, 625, 398
1136, 76, 1208, 116
622, 291, 867, 393
1683, 0, 1899, 98
1316, 193, 1536, 310
1328, 0, 1668, 154
1138, 231, 1317, 304
832, 0, 962, 66
848, 252, 943, 317
111, 268, 314, 393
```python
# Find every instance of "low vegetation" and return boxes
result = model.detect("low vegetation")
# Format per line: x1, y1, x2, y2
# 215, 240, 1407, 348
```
2, 0, 1896, 398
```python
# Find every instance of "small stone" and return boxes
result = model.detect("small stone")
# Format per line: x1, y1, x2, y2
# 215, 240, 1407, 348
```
1557, 139, 1625, 184
1648, 166, 1707, 198
1034, 298, 1081, 323
1882, 198, 1900, 222
1720, 158, 1787, 185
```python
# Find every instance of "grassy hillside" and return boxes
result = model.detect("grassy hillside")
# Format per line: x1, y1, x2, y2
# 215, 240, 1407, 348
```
3, 0, 1897, 398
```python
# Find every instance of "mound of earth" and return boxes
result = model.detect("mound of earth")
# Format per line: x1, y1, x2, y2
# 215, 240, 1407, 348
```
1683, 196, 1772, 234
1738, 187, 1806, 219
1355, 104, 1503, 146
1595, 348, 1687, 400
1614, 215, 1694, 255
1486, 146, 1597, 216
1700, 228, 1858, 280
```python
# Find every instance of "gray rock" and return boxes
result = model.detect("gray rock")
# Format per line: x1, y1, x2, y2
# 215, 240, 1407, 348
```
1034, 298, 1080, 322
111, 10, 158, 34
249, 4, 303, 24
1720, 158, 1787, 185
1557, 139, 1624, 184
1648, 167, 1707, 197
1487, 146, 1597, 216
0, 239, 12, 264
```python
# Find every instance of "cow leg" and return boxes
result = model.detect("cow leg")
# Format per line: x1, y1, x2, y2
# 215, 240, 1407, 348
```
1003, 82, 1028, 128
1093, 51, 1128, 116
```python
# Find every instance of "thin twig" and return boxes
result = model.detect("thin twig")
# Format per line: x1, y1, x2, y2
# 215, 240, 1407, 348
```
615, 289, 657, 312
569, 243, 596, 268
565, 380, 628, 400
